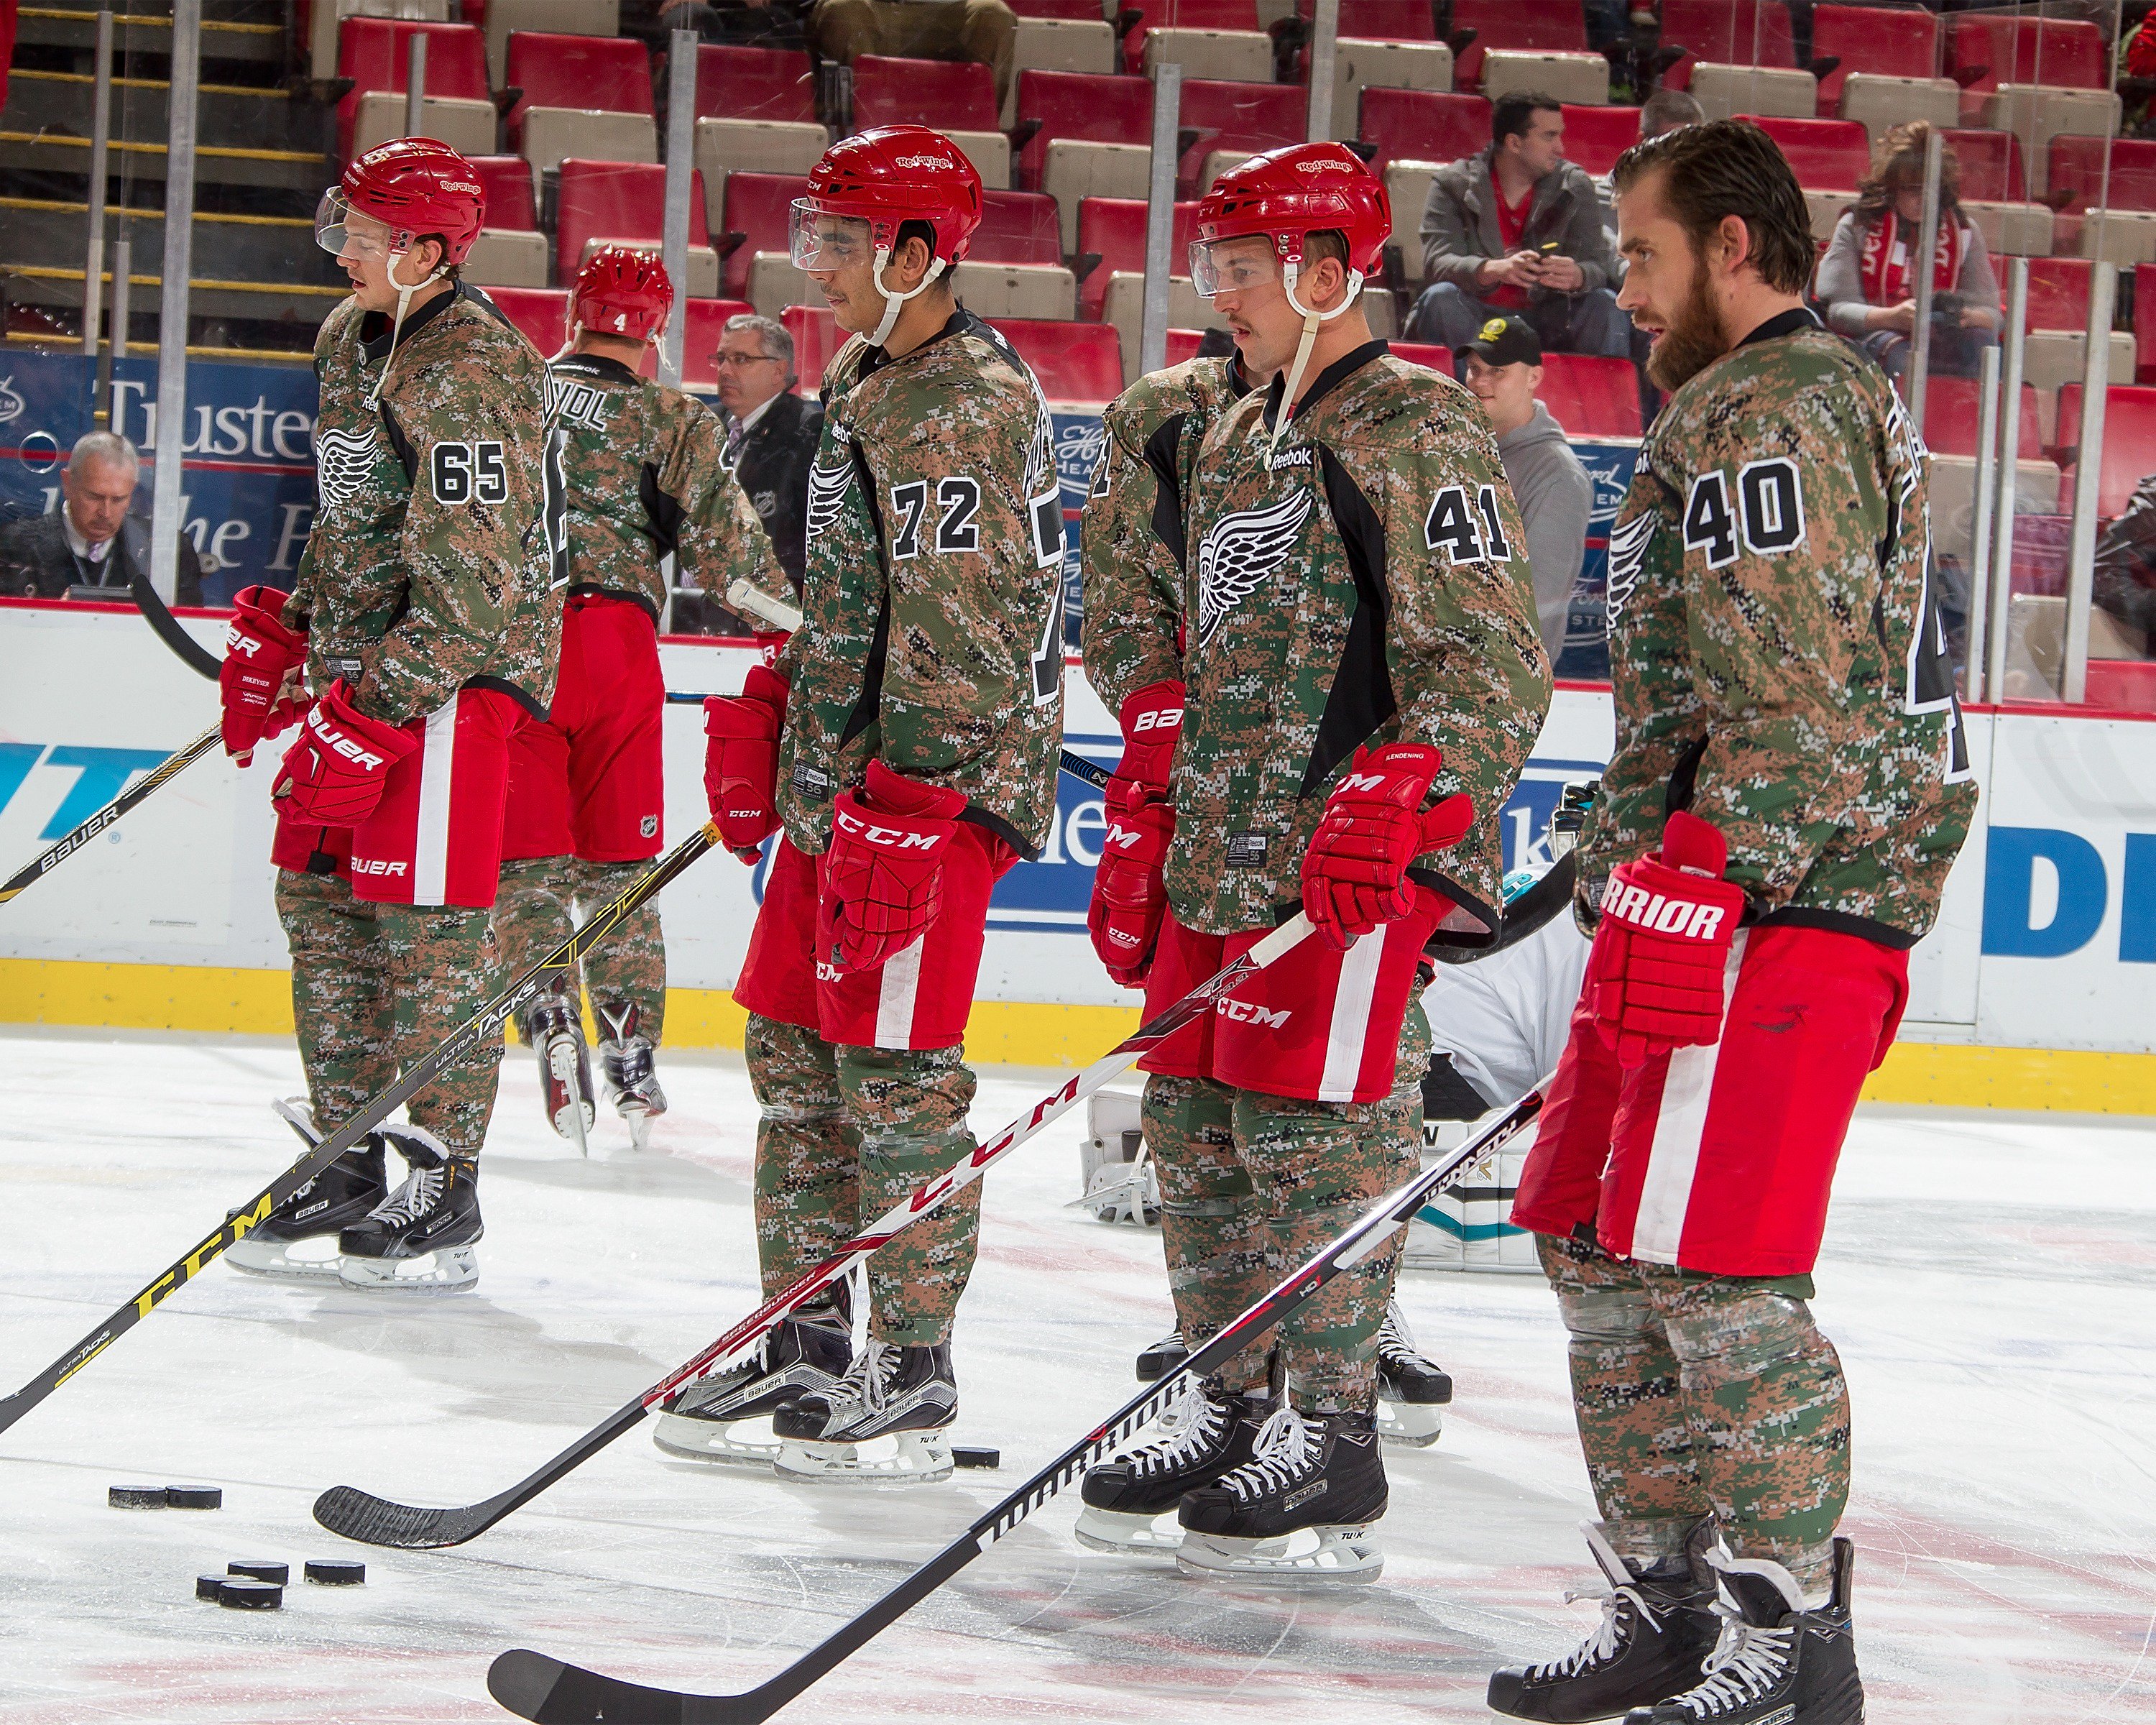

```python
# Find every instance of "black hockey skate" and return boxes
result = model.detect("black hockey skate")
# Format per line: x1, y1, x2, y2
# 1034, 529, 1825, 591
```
1134, 1328, 1188, 1381
1488, 1521, 1720, 1722
652, 1295, 853, 1468
1176, 1406, 1388, 1583
524, 983, 594, 1154
771, 1338, 957, 1485
1074, 1377, 1271, 1555
1624, 1540, 1864, 1724
596, 999, 667, 1150
1371, 1302, 1452, 1447
336, 1126, 482, 1293
226, 1100, 387, 1283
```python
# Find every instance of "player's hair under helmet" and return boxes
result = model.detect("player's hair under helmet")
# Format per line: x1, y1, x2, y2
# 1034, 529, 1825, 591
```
1192, 142, 1390, 445
315, 138, 487, 401
789, 125, 983, 346
572, 244, 675, 345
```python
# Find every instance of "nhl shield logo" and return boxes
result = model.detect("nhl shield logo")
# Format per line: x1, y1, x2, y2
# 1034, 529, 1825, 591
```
640, 814, 658, 838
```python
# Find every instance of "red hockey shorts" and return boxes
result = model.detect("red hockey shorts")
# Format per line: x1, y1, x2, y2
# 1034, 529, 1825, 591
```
270, 685, 524, 909
501, 594, 666, 865
1137, 887, 1450, 1105
733, 827, 1018, 1052
1512, 922, 1910, 1277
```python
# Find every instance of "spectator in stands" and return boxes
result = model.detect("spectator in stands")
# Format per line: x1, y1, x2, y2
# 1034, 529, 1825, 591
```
1639, 86, 1702, 142
0, 431, 204, 605
1817, 120, 2001, 382
2089, 473, 2156, 648
1454, 313, 1593, 661
717, 312, 822, 594
1405, 91, 1631, 358
809, 0, 1016, 111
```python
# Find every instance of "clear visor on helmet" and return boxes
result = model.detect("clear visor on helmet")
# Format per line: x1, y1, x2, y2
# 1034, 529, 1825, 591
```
1189, 235, 1285, 298
315, 188, 409, 262
789, 203, 877, 271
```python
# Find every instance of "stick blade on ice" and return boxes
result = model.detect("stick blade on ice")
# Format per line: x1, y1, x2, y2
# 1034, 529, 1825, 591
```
312, 1484, 492, 1550
490, 1649, 739, 1724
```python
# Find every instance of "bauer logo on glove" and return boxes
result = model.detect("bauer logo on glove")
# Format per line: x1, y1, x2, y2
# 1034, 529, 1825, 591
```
272, 679, 415, 827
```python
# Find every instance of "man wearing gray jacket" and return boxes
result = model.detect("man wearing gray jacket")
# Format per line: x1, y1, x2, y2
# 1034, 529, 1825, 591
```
1406, 91, 1630, 358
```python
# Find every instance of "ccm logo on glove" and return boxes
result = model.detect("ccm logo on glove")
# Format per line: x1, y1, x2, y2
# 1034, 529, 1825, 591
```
831, 807, 950, 852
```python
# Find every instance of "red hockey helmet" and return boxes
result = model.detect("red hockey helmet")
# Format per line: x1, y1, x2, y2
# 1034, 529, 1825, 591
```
573, 244, 675, 341
1189, 142, 1389, 295
789, 124, 985, 271
316, 137, 487, 268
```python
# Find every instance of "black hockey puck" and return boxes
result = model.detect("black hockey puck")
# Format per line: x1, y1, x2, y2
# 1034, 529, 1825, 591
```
217, 1579, 282, 1610
109, 1484, 167, 1509
952, 1446, 1000, 1469
227, 1560, 289, 1586
195, 1573, 229, 1601
303, 1559, 365, 1586
165, 1485, 223, 1509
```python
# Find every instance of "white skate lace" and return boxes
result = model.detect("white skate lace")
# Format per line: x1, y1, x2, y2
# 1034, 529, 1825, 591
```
364, 1164, 442, 1228
1220, 1406, 1317, 1503
831, 1337, 901, 1417
1375, 1304, 1421, 1370
1670, 1607, 1793, 1716
1526, 1585, 1661, 1678
1123, 1377, 1227, 1479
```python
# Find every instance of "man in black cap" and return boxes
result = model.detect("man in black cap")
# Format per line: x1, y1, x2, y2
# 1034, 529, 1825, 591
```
1456, 313, 1593, 663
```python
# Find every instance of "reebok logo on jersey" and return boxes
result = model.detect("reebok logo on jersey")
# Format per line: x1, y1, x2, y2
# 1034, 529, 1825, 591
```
1217, 998, 1291, 1029
1225, 832, 1269, 868
1268, 446, 1312, 472
351, 857, 407, 877
1600, 878, 1727, 939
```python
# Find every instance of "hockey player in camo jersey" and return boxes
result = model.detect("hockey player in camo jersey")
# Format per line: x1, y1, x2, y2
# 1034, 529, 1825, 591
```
1080, 341, 1460, 1448
493, 246, 788, 1154
1074, 143, 1550, 1583
655, 126, 1065, 1484
1491, 122, 1976, 1725
213, 139, 565, 1294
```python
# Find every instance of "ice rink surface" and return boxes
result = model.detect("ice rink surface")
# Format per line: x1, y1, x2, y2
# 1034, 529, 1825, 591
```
2, 1029, 2153, 1724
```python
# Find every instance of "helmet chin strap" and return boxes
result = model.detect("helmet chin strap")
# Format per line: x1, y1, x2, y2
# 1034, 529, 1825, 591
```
1269, 259, 1366, 455
369, 244, 448, 406
868, 245, 948, 348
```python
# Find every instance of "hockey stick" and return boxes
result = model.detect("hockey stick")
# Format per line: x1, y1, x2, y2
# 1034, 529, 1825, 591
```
312, 914, 1317, 1550
0, 824, 722, 1438
487, 1082, 1550, 1725
0, 721, 221, 906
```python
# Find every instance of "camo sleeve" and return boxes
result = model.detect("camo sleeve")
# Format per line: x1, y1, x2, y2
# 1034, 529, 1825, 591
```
357, 346, 554, 725
658, 397, 792, 625
1080, 400, 1187, 717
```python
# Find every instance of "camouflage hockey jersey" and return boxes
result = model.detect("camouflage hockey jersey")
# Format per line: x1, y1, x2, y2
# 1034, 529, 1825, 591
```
287, 282, 564, 726
1167, 341, 1552, 937
1080, 354, 1251, 717
1586, 309, 1976, 944
545, 351, 788, 623
775, 309, 1067, 859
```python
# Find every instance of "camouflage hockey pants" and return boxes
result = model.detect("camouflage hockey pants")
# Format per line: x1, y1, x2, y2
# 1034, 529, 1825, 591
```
1141, 994, 1430, 1414
1539, 1230, 1851, 1598
745, 1012, 980, 1346
275, 868, 505, 1159
492, 855, 667, 1039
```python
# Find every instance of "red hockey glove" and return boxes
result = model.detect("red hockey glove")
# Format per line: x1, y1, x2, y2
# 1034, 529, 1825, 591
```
271, 679, 415, 827
1300, 743, 1475, 950
1084, 681, 1187, 987
704, 664, 790, 862
1583, 809, 1749, 1068
220, 584, 308, 766
752, 630, 789, 669
821, 759, 968, 974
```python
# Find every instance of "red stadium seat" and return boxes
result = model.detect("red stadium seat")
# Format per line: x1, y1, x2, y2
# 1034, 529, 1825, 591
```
2055, 384, 2156, 515
853, 55, 1000, 132
1388, 340, 1450, 372
1945, 128, 2028, 204
334, 19, 489, 161
1539, 353, 1642, 438
993, 317, 1124, 405
2085, 659, 2156, 713
1917, 377, 2044, 459
1562, 104, 1639, 178
1123, 0, 1264, 75
1180, 78, 1305, 189
691, 43, 816, 123
2047, 137, 2156, 219
2019, 257, 2096, 334
505, 32, 653, 146
1358, 88, 1489, 174
485, 285, 570, 354
1010, 0, 1110, 17
673, 297, 759, 390
716, 172, 809, 300
783, 304, 841, 388
1164, 328, 1208, 368
1808, 3, 1937, 116
974, 190, 1065, 267
1013, 69, 1154, 189
1948, 15, 2106, 96
556, 159, 714, 290
2139, 264, 2156, 384
1738, 114, 1869, 193
1074, 196, 1201, 320
1449, 0, 1588, 92
1658, 0, 1797, 87
470, 155, 539, 231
